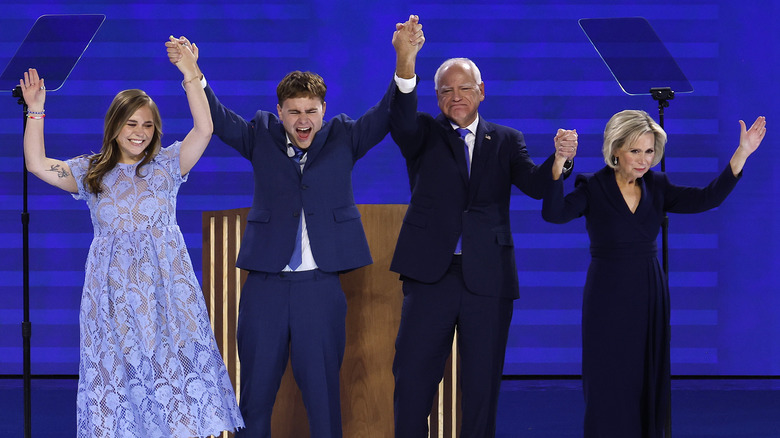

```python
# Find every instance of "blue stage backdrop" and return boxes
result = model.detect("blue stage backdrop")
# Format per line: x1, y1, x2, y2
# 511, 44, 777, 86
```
0, 1, 777, 376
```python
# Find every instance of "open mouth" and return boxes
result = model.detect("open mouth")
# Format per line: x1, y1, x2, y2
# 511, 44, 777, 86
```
296, 127, 312, 140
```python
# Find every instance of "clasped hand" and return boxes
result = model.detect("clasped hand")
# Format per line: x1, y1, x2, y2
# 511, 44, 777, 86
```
555, 128, 578, 160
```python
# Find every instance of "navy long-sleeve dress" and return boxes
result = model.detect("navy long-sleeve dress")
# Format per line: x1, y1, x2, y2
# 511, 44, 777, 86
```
542, 164, 740, 437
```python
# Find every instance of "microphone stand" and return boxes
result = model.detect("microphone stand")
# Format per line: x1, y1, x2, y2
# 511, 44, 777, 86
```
651, 86, 674, 438
0, 15, 105, 438
12, 84, 32, 438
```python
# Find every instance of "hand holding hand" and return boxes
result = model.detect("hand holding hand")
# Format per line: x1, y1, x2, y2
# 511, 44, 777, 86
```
166, 35, 201, 82
19, 68, 46, 111
554, 128, 578, 160
165, 36, 183, 64
393, 15, 425, 63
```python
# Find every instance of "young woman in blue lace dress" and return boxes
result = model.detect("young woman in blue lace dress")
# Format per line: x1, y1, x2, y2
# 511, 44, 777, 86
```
19, 37, 244, 437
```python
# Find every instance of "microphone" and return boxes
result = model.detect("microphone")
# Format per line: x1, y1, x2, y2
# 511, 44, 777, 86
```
287, 145, 295, 158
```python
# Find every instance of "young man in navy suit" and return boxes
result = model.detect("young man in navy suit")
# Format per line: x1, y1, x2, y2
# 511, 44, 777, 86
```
389, 26, 578, 437
166, 16, 424, 438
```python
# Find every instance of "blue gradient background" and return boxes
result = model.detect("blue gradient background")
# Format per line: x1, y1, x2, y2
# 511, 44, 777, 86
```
0, 0, 778, 376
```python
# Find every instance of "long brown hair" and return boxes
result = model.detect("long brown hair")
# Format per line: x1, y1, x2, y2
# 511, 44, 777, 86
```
84, 89, 163, 194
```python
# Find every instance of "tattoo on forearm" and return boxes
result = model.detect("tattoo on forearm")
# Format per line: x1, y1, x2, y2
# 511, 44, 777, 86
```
46, 164, 70, 178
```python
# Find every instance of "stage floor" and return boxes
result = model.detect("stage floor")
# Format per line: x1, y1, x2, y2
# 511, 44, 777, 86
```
2, 378, 779, 437
496, 378, 780, 437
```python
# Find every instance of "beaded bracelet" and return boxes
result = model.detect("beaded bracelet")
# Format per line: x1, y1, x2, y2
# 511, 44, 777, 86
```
27, 114, 45, 120
28, 110, 45, 115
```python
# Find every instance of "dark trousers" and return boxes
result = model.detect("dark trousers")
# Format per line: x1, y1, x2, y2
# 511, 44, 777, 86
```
235, 270, 346, 438
393, 258, 514, 438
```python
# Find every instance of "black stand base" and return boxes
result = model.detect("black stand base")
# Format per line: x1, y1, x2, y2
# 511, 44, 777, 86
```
651, 85, 674, 438
13, 84, 32, 438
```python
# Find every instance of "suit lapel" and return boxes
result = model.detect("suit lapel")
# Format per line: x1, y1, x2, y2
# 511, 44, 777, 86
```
436, 115, 469, 186
468, 120, 494, 200
595, 168, 628, 215
633, 173, 655, 223
270, 117, 289, 154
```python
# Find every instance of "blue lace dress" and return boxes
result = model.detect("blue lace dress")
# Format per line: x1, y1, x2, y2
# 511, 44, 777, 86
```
67, 142, 244, 437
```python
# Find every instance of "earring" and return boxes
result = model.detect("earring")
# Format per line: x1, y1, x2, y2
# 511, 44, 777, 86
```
611, 156, 619, 166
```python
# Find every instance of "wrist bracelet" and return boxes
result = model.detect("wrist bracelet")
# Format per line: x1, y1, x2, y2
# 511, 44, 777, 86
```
28, 110, 45, 115
27, 114, 45, 120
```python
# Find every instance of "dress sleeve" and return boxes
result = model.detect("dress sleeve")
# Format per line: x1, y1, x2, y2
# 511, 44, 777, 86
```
155, 141, 188, 183
65, 155, 90, 201
662, 164, 740, 214
542, 173, 590, 224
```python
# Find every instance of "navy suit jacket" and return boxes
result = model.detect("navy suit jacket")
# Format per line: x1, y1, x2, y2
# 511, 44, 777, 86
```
389, 84, 556, 299
205, 80, 396, 273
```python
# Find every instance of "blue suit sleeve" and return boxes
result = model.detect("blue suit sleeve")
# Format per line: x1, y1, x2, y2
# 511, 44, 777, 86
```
343, 79, 396, 161
542, 173, 589, 224
390, 78, 428, 160
204, 84, 257, 160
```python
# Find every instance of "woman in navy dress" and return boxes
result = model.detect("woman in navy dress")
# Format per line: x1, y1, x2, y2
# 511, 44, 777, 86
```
542, 110, 766, 437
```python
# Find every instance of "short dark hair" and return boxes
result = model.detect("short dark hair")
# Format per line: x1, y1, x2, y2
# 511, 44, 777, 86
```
277, 71, 326, 106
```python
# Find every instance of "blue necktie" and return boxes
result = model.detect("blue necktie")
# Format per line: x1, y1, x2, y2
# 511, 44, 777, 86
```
289, 147, 305, 270
455, 128, 470, 254
456, 127, 471, 177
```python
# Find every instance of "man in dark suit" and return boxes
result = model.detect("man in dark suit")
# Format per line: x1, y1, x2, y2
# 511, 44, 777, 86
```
389, 39, 578, 436
166, 16, 424, 438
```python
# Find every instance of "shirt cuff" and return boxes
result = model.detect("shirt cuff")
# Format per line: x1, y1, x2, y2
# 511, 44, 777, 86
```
394, 73, 416, 94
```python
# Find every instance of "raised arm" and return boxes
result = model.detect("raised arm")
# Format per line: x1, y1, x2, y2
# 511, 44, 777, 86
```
390, 15, 428, 159
393, 14, 425, 80
542, 174, 589, 224
166, 35, 212, 176
347, 15, 426, 160
19, 68, 78, 193
552, 128, 578, 180
729, 116, 766, 176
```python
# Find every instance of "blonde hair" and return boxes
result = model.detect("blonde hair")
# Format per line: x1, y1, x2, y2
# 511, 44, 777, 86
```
603, 110, 667, 169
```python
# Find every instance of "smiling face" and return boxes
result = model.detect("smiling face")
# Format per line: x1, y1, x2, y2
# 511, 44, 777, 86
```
277, 97, 326, 150
436, 62, 484, 128
116, 105, 156, 164
614, 132, 656, 181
